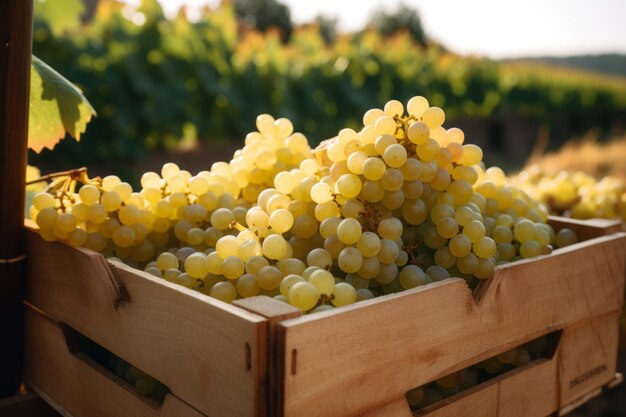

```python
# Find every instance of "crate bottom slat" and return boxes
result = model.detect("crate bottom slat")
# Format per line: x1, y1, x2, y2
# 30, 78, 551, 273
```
23, 305, 206, 417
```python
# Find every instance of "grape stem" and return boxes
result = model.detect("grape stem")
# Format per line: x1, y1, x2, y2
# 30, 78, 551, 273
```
25, 167, 89, 186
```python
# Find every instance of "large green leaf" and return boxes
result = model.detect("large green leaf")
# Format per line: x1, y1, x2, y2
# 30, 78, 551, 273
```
29, 55, 96, 153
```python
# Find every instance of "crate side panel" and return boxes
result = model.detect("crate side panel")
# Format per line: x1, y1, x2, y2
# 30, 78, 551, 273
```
23, 307, 205, 417
25, 230, 266, 417
279, 233, 626, 417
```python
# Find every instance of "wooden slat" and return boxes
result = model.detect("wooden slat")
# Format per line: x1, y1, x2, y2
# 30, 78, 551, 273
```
25, 228, 266, 417
548, 216, 623, 240
23, 306, 204, 417
276, 231, 626, 417
234, 297, 301, 417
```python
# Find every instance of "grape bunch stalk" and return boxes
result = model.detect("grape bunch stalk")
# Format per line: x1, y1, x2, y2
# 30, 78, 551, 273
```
30, 96, 578, 313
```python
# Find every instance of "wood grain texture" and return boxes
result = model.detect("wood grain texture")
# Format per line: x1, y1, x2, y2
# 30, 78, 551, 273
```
0, 0, 33, 397
234, 297, 301, 417
0, 392, 61, 417
277, 230, 626, 417
25, 228, 267, 417
23, 306, 204, 417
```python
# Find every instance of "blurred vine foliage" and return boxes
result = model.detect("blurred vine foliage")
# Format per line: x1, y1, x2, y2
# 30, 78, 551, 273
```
31, 0, 626, 169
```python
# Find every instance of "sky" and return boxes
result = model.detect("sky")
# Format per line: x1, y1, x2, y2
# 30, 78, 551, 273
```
152, 0, 626, 59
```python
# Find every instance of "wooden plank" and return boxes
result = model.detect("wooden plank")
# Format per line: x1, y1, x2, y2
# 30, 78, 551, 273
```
557, 312, 620, 406
25, 229, 267, 417
277, 232, 626, 417
234, 297, 301, 417
23, 306, 204, 417
548, 216, 622, 240
0, 392, 61, 417
0, 0, 32, 397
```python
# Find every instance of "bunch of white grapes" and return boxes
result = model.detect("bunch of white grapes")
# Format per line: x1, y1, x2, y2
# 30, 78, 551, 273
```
511, 166, 626, 222
30, 96, 579, 313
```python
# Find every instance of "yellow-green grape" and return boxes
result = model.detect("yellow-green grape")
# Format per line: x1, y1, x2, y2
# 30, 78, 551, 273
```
436, 217, 459, 239
269, 209, 294, 234
112, 225, 136, 248
474, 257, 495, 279
434, 247, 456, 269
257, 266, 281, 290
310, 182, 333, 204
67, 228, 87, 247
291, 215, 318, 239
222, 256, 245, 280
473, 237, 496, 259
205, 251, 222, 275
492, 225, 513, 243
113, 182, 133, 202
314, 201, 340, 222
399, 265, 427, 289
377, 239, 400, 264
363, 108, 384, 126
356, 288, 374, 301
236, 274, 261, 297
407, 121, 430, 145
381, 168, 403, 191
245, 255, 269, 275
513, 219, 535, 242
449, 234, 471, 258
163, 269, 181, 283
337, 218, 362, 245
341, 199, 364, 219
382, 144, 407, 168
247, 208, 270, 231
216, 235, 240, 259
346, 151, 368, 175
378, 217, 403, 241
362, 181, 385, 202
344, 274, 369, 290
335, 174, 362, 199
358, 256, 381, 279
274, 171, 295, 195
497, 243, 516, 261
278, 258, 306, 276
184, 253, 208, 279
331, 282, 357, 307
280, 274, 305, 297
407, 96, 429, 117
376, 262, 399, 285
308, 269, 335, 295
399, 159, 422, 183
262, 234, 290, 260
78, 185, 100, 205
186, 228, 204, 245
356, 232, 381, 257
319, 217, 340, 239
267, 194, 291, 213
289, 282, 320, 311
87, 204, 108, 224
101, 191, 122, 212
457, 253, 479, 275
383, 99, 403, 116
555, 228, 578, 248
416, 139, 439, 162
131, 240, 155, 263
422, 106, 445, 128
448, 180, 473, 204
403, 199, 427, 225
210, 281, 237, 303
32, 192, 55, 210
55, 212, 76, 234
463, 220, 486, 243
156, 252, 178, 271
338, 247, 363, 273
425, 265, 451, 281
211, 208, 235, 230
307, 248, 332, 269
363, 157, 387, 181
520, 240, 541, 258
457, 144, 483, 166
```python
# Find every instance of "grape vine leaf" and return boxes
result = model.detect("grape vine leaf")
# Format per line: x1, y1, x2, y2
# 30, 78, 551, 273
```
29, 55, 96, 153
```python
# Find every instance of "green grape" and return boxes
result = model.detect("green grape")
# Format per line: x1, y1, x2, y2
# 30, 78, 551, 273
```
32, 192, 55, 210
492, 225, 513, 243
425, 265, 451, 281
257, 266, 281, 290
310, 182, 333, 204
278, 258, 306, 276
289, 282, 320, 311
262, 234, 290, 260
308, 269, 335, 295
210, 281, 237, 303
307, 248, 332, 269
79, 185, 100, 205
245, 256, 269, 275
112, 225, 136, 248
378, 217, 403, 240
434, 247, 456, 269
319, 217, 340, 238
437, 217, 459, 239
337, 218, 362, 244
184, 253, 208, 279
269, 209, 294, 233
463, 220, 486, 243
520, 240, 541, 258
211, 208, 235, 230
555, 228, 578, 248
399, 265, 427, 289
358, 256, 381, 279
362, 181, 385, 202
331, 283, 357, 307
382, 144, 407, 168
457, 253, 479, 275
473, 237, 496, 259
222, 256, 245, 279
381, 168, 403, 191
356, 232, 381, 257
280, 274, 305, 297
338, 247, 363, 273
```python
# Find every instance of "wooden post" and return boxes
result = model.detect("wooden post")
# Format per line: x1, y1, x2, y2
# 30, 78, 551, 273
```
0, 0, 34, 398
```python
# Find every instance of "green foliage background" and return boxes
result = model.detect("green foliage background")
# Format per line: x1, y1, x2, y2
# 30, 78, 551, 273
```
31, 0, 626, 169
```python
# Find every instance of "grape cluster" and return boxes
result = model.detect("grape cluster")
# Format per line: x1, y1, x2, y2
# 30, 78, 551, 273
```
30, 97, 578, 313
511, 166, 626, 222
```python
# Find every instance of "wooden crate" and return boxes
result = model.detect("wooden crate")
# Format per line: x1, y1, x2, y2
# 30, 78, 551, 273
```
23, 217, 626, 417
22, 224, 269, 417
233, 217, 626, 417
